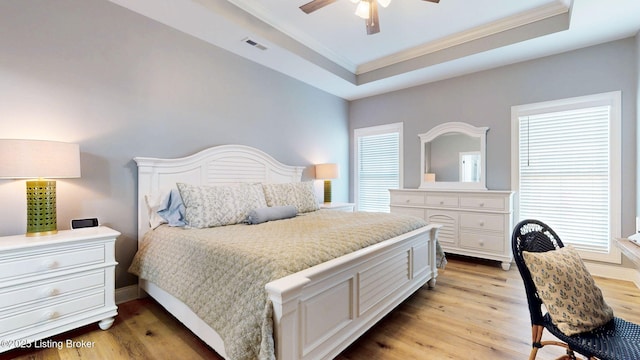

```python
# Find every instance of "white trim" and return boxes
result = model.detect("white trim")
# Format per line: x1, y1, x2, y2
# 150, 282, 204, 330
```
115, 285, 139, 305
511, 91, 622, 264
584, 261, 640, 289
356, 1, 570, 74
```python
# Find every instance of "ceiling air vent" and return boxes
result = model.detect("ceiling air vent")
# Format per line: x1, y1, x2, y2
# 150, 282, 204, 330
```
242, 37, 267, 51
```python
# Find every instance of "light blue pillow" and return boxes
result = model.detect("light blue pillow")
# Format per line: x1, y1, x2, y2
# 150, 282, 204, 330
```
246, 205, 298, 225
157, 188, 187, 227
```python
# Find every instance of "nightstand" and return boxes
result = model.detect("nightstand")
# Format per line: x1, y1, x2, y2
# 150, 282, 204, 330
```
0, 226, 119, 352
320, 202, 356, 212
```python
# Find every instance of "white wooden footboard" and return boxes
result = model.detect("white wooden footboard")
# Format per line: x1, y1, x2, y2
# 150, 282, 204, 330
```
266, 224, 440, 360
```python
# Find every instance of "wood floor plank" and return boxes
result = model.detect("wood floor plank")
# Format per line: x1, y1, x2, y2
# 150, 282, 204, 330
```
2, 256, 639, 360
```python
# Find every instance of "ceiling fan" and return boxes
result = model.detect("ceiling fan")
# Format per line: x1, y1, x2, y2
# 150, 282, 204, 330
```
300, 0, 440, 35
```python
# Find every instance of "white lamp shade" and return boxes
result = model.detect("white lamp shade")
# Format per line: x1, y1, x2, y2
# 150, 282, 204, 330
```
0, 139, 81, 179
315, 163, 339, 180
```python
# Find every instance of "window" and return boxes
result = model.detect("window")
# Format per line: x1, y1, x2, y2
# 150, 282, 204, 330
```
354, 123, 403, 212
511, 91, 621, 263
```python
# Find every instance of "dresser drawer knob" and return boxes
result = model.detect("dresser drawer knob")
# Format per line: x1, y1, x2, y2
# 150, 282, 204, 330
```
406, 199, 410, 203
479, 240, 485, 247
439, 201, 444, 205
46, 311, 60, 320
479, 202, 485, 207
479, 221, 485, 226
43, 260, 59, 270
44, 288, 60, 297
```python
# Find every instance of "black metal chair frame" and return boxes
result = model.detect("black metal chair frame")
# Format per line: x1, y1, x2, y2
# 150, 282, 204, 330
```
512, 219, 640, 360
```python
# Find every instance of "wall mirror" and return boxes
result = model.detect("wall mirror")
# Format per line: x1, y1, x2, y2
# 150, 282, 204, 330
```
419, 122, 488, 190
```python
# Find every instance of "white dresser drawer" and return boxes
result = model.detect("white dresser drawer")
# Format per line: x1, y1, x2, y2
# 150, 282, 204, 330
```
459, 231, 505, 253
426, 211, 458, 246
459, 196, 506, 211
391, 206, 425, 219
459, 213, 504, 232
391, 192, 425, 206
425, 195, 458, 207
0, 270, 105, 310
0, 289, 105, 334
0, 245, 105, 281
390, 189, 513, 270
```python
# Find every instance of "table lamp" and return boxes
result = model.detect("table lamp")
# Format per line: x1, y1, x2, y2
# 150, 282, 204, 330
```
0, 139, 81, 236
315, 163, 339, 203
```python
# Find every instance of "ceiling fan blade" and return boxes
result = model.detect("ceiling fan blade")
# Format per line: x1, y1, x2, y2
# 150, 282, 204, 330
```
423, 0, 440, 3
300, 0, 337, 14
366, 0, 380, 35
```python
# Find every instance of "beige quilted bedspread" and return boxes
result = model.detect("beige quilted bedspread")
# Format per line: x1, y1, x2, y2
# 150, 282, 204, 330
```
129, 210, 438, 360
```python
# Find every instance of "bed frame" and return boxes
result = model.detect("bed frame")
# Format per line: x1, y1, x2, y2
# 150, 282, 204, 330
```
134, 144, 440, 360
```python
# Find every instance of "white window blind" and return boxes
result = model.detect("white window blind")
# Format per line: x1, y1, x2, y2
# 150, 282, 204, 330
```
518, 106, 611, 253
354, 123, 402, 212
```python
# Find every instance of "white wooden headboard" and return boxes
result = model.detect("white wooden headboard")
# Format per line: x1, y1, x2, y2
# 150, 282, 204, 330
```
134, 144, 305, 241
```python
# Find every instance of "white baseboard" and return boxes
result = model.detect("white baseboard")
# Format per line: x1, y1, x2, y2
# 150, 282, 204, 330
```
115, 284, 139, 304
584, 261, 640, 289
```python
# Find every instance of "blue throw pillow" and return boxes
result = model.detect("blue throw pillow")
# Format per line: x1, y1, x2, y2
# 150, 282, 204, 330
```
157, 188, 187, 227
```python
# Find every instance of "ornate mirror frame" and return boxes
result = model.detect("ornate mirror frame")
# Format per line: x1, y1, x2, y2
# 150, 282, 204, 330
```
418, 122, 489, 190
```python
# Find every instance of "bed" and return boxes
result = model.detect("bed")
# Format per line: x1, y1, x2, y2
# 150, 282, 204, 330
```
130, 144, 441, 360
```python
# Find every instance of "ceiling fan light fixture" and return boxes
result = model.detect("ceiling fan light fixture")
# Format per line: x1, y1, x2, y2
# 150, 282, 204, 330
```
377, 0, 391, 8
355, 1, 370, 19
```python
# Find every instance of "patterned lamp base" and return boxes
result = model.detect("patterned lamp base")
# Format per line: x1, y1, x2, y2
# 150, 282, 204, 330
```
323, 180, 332, 203
26, 180, 58, 236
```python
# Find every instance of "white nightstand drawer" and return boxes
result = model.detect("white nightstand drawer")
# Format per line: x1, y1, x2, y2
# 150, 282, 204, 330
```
320, 202, 355, 212
391, 193, 425, 206
425, 195, 458, 207
459, 197, 506, 211
0, 227, 119, 351
459, 231, 505, 253
459, 213, 504, 232
0, 245, 105, 281
0, 270, 105, 310
0, 290, 105, 334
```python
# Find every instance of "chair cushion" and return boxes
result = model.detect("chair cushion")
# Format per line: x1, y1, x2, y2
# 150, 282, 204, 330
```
523, 245, 614, 335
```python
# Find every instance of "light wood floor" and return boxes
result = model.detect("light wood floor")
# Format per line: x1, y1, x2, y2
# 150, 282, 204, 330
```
3, 256, 639, 360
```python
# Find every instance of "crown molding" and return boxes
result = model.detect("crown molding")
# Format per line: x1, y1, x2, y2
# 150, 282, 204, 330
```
356, 1, 570, 75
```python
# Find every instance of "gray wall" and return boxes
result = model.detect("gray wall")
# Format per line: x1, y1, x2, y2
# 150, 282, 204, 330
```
350, 37, 638, 239
637, 34, 640, 219
0, 0, 349, 288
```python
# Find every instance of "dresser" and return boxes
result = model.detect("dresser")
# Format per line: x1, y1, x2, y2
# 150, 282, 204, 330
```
390, 189, 514, 270
0, 226, 119, 352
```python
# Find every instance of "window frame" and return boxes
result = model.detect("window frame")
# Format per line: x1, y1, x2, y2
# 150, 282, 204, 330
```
353, 122, 404, 212
510, 91, 622, 263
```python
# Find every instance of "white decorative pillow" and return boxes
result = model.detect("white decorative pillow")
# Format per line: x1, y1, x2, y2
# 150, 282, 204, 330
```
177, 183, 267, 228
145, 188, 186, 229
523, 245, 614, 335
145, 192, 168, 230
262, 181, 319, 213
